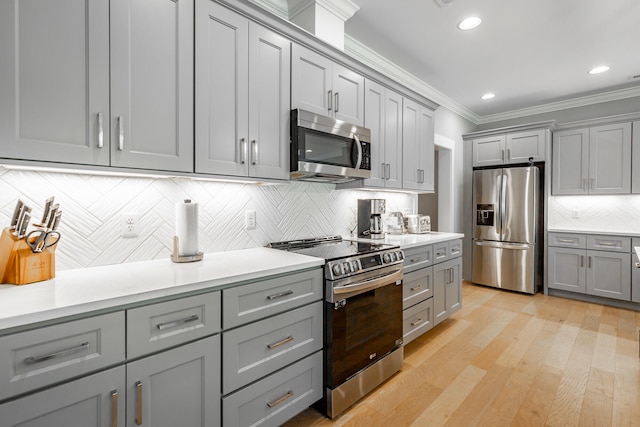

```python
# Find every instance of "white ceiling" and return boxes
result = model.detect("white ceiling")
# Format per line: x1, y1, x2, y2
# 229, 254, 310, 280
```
344, 0, 640, 121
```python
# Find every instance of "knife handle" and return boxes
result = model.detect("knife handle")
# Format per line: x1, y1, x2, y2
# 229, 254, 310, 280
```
10, 199, 24, 229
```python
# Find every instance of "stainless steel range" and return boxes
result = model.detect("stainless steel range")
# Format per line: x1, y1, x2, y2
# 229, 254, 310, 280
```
268, 236, 404, 418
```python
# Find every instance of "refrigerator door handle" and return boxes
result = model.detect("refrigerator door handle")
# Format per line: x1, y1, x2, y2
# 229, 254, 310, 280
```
500, 173, 508, 239
474, 240, 531, 250
495, 174, 503, 237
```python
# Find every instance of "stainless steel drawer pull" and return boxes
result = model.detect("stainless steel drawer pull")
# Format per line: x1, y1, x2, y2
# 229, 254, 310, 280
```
156, 314, 199, 330
411, 318, 424, 327
24, 341, 90, 365
410, 284, 423, 291
267, 390, 294, 408
266, 290, 294, 300
267, 335, 294, 350
117, 116, 124, 151
557, 238, 576, 244
135, 381, 143, 425
409, 257, 422, 263
97, 113, 104, 148
111, 390, 118, 427
598, 241, 618, 247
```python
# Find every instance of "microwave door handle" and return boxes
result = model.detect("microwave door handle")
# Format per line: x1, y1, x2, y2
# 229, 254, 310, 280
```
354, 134, 363, 170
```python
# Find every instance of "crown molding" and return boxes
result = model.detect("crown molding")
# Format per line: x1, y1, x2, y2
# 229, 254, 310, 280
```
344, 35, 480, 124
248, 0, 290, 18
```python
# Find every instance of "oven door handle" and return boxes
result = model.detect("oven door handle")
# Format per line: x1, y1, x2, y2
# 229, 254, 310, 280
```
333, 268, 402, 296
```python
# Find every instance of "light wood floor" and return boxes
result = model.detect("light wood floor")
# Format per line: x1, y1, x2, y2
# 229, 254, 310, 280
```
283, 281, 640, 427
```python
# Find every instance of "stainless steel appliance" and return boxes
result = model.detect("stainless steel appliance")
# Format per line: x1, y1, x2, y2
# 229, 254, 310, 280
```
268, 236, 404, 418
290, 109, 371, 182
406, 214, 430, 234
357, 199, 385, 240
472, 166, 541, 294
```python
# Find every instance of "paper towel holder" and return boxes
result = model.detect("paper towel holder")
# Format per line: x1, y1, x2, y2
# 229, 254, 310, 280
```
171, 235, 204, 263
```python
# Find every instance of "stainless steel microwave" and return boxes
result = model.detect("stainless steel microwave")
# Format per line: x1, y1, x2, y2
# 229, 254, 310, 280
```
290, 109, 371, 182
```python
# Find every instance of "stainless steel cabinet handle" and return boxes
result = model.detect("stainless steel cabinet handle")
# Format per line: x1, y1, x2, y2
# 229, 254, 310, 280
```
410, 284, 422, 291
156, 314, 199, 331
240, 138, 247, 164
252, 140, 258, 165
386, 163, 391, 180
267, 390, 294, 408
580, 255, 584, 267
411, 318, 424, 327
267, 335, 294, 350
507, 148, 511, 162
501, 149, 505, 162
328, 90, 333, 111
24, 341, 90, 365
381, 163, 386, 179
266, 290, 294, 300
117, 116, 124, 151
557, 238, 576, 244
335, 92, 339, 113
111, 390, 118, 427
598, 241, 618, 247
135, 381, 143, 425
410, 257, 422, 263
588, 256, 592, 268
97, 113, 104, 148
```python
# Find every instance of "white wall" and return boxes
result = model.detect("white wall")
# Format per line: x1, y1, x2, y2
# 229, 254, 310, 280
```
0, 166, 415, 271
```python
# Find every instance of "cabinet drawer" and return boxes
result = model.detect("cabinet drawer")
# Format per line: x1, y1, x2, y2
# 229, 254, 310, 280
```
223, 351, 322, 427
587, 235, 631, 252
0, 311, 125, 401
403, 298, 434, 345
548, 232, 586, 248
402, 266, 433, 309
402, 244, 432, 273
127, 291, 221, 359
448, 239, 463, 259
433, 241, 449, 263
222, 301, 323, 394
223, 269, 322, 329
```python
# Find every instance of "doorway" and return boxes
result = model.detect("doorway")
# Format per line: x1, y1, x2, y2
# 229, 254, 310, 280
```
418, 135, 454, 232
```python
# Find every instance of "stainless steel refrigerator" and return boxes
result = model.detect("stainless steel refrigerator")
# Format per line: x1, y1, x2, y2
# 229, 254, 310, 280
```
472, 166, 540, 294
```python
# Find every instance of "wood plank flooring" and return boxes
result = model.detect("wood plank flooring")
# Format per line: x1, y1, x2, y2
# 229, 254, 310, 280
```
283, 282, 640, 427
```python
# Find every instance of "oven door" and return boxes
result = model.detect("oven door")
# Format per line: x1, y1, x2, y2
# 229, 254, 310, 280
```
325, 271, 403, 388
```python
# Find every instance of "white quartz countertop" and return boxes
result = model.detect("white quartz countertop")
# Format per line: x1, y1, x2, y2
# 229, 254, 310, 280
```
548, 228, 640, 237
0, 247, 324, 332
347, 232, 464, 249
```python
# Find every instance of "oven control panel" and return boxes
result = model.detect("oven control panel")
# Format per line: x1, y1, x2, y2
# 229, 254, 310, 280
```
326, 249, 404, 280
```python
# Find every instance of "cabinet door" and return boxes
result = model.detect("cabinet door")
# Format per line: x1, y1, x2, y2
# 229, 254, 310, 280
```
126, 335, 220, 427
632, 122, 640, 194
384, 90, 404, 189
195, 0, 249, 176
0, 0, 110, 166
291, 43, 332, 117
586, 251, 631, 301
402, 98, 421, 190
111, 0, 193, 172
433, 259, 461, 326
332, 63, 365, 126
248, 23, 291, 180
506, 129, 546, 164
552, 128, 589, 195
589, 122, 631, 194
473, 135, 505, 167
548, 247, 586, 293
417, 106, 435, 192
363, 80, 386, 187
0, 366, 125, 427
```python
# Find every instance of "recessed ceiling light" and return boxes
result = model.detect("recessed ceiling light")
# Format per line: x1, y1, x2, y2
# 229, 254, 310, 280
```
481, 93, 495, 100
588, 65, 611, 75
458, 17, 482, 30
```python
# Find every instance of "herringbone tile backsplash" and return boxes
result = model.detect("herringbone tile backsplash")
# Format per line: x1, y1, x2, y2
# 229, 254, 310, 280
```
0, 166, 414, 270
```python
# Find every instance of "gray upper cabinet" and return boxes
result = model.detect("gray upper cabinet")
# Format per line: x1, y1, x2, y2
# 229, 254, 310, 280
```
110, 0, 194, 172
553, 123, 631, 195
291, 44, 364, 126
630, 121, 640, 193
0, 0, 194, 172
403, 99, 434, 192
361, 80, 403, 189
472, 129, 546, 167
0, 0, 110, 166
195, 0, 290, 180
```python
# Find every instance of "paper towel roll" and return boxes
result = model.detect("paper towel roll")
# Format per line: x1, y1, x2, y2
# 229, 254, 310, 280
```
175, 199, 199, 256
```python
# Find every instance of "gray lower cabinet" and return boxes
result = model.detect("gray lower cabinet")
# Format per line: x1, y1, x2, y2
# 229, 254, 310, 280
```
0, 366, 126, 427
434, 257, 462, 326
223, 352, 323, 427
548, 232, 632, 301
632, 237, 640, 303
126, 335, 221, 427
401, 240, 462, 343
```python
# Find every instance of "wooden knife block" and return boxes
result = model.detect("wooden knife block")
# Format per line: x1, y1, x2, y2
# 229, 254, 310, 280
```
0, 228, 56, 285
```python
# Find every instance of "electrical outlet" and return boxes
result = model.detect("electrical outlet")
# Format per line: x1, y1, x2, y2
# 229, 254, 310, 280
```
121, 213, 140, 238
245, 210, 256, 230
571, 209, 580, 219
